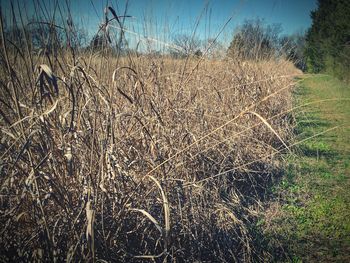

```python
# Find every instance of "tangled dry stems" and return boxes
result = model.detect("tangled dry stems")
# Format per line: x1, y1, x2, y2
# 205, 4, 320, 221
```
0, 49, 300, 261
0, 5, 301, 261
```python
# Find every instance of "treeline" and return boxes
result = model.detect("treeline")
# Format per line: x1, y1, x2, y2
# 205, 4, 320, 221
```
171, 19, 306, 66
3, 0, 348, 80
305, 0, 350, 81
226, 18, 306, 70
227, 1, 350, 81
2, 10, 306, 64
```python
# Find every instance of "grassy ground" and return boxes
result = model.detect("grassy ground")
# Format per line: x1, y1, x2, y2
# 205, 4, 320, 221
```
262, 75, 350, 262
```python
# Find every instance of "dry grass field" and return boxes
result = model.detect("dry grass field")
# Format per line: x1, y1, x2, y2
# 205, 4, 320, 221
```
0, 3, 304, 262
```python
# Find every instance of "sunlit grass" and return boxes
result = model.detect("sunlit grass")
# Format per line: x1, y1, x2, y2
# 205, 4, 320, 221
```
262, 75, 350, 262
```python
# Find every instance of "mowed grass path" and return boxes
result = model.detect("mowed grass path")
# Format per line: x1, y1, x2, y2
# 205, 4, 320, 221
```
263, 75, 350, 262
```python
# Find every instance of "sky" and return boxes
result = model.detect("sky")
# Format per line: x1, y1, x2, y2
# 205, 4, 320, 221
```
1, 0, 318, 50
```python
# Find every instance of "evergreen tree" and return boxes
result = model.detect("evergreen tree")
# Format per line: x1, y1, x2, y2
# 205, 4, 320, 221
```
305, 0, 350, 80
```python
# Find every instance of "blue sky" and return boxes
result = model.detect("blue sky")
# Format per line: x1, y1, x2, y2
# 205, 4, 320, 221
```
1, 0, 317, 50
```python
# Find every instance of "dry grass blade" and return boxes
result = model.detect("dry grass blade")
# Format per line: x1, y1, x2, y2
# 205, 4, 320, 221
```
37, 64, 59, 97
39, 64, 54, 79
130, 208, 163, 234
148, 175, 170, 240
248, 111, 291, 153
133, 253, 164, 259
108, 6, 121, 25
86, 201, 95, 240
42, 99, 60, 116
86, 200, 96, 260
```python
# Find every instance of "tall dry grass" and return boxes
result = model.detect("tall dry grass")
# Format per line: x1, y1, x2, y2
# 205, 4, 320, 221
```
0, 2, 301, 262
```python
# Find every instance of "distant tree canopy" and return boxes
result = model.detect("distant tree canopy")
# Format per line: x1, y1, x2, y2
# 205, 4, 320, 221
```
280, 32, 307, 71
204, 38, 225, 59
4, 19, 88, 56
170, 34, 202, 58
4, 22, 63, 54
227, 19, 282, 61
305, 0, 350, 80
170, 35, 225, 59
90, 33, 110, 50
88, 25, 131, 55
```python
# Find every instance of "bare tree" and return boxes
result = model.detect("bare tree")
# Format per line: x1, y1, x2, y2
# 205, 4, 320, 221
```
227, 18, 282, 60
204, 38, 225, 59
280, 32, 306, 70
171, 34, 202, 58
